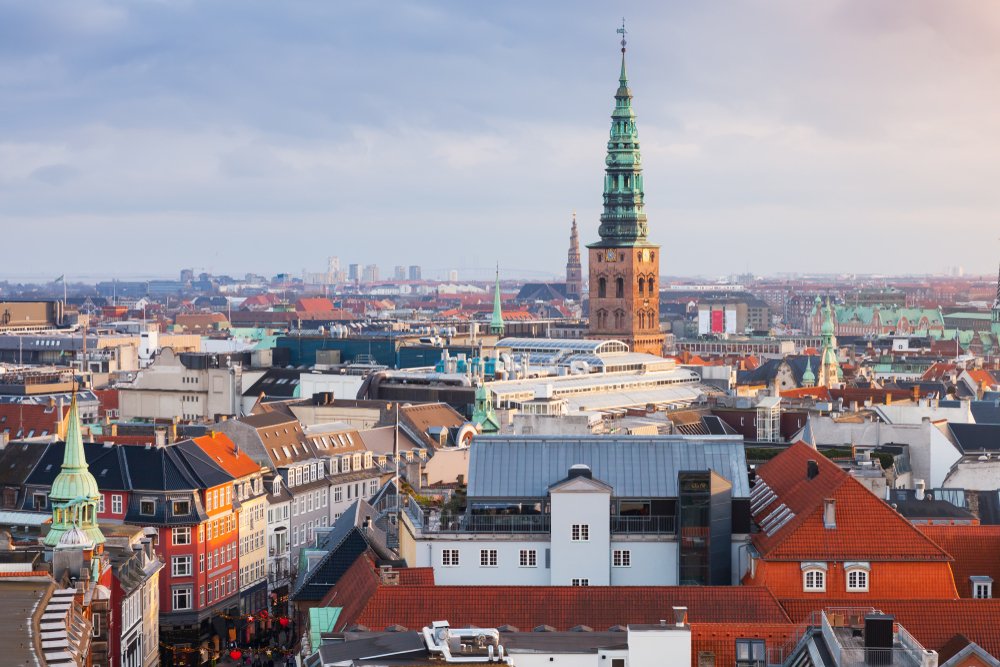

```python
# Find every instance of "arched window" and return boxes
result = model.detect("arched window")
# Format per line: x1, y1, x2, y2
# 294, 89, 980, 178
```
638, 278, 645, 296
598, 277, 606, 298
846, 564, 870, 592
802, 565, 826, 592
639, 312, 645, 329
616, 277, 624, 298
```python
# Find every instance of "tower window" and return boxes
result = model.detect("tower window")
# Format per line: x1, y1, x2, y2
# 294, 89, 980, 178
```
598, 277, 606, 298
616, 278, 624, 298
638, 277, 645, 296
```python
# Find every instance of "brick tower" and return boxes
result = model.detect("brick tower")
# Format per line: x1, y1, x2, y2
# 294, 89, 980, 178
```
586, 25, 664, 355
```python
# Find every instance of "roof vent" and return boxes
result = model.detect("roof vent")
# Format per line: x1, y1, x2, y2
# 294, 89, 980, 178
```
568, 464, 592, 480
823, 499, 836, 529
673, 606, 688, 628
807, 459, 819, 480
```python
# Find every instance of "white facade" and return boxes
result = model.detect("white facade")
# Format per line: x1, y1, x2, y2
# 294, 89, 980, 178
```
266, 477, 292, 595
237, 473, 268, 604
549, 475, 612, 586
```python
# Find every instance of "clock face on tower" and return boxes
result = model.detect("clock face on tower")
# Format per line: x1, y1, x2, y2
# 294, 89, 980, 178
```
605, 249, 616, 262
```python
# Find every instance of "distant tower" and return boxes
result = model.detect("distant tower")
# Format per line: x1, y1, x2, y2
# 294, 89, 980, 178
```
586, 22, 664, 355
490, 267, 505, 336
565, 212, 583, 301
44, 394, 105, 548
817, 299, 843, 388
992, 262, 1000, 333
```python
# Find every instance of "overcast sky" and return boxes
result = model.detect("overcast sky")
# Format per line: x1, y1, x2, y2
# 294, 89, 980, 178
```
2, 0, 1000, 282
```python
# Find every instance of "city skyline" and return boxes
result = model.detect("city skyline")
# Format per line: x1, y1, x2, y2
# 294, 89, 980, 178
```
3, 1, 1000, 278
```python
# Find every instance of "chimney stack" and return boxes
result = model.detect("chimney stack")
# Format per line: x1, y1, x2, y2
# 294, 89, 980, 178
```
915, 479, 926, 501
823, 498, 836, 529
672, 606, 688, 628
807, 459, 819, 480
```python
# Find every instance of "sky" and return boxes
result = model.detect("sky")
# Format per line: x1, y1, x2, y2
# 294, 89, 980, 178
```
2, 0, 1000, 282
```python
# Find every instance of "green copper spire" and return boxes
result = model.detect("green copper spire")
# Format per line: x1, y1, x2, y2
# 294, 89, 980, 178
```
596, 20, 648, 246
802, 357, 816, 387
490, 266, 504, 335
471, 384, 500, 434
45, 394, 105, 547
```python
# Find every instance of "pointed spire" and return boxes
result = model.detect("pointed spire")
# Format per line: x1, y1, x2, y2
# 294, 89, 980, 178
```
490, 265, 504, 336
61, 393, 86, 472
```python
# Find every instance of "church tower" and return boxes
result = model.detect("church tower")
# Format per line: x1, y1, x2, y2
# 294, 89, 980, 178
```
565, 213, 583, 301
992, 262, 1000, 333
586, 25, 664, 355
489, 266, 505, 336
817, 299, 843, 388
44, 394, 105, 548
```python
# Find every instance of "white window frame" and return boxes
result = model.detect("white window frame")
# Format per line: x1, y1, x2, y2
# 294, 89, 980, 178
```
571, 578, 590, 587
334, 486, 343, 503
803, 568, 826, 592
519, 549, 537, 568
172, 527, 192, 546
111, 494, 122, 515
171, 587, 192, 611
139, 497, 156, 516
972, 577, 993, 599
845, 565, 870, 592
571, 524, 590, 542
98, 495, 105, 513
479, 549, 498, 567
442, 549, 460, 567
171, 556, 192, 577
613, 549, 631, 567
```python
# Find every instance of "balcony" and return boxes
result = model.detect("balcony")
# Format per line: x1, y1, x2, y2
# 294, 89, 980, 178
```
610, 515, 675, 534
436, 514, 552, 534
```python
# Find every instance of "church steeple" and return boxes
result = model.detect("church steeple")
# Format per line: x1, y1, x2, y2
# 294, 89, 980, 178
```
44, 393, 105, 547
489, 266, 504, 336
566, 212, 582, 300
817, 299, 842, 388
595, 20, 647, 245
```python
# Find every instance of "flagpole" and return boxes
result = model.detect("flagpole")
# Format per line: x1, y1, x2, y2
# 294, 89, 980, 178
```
394, 403, 400, 530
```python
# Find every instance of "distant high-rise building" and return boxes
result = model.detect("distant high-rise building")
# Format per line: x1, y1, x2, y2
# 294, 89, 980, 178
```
394, 265, 406, 280
362, 264, 380, 283
180, 268, 194, 283
565, 212, 582, 301
448, 269, 459, 282
586, 28, 664, 355
328, 256, 341, 274
348, 264, 361, 282
408, 265, 422, 281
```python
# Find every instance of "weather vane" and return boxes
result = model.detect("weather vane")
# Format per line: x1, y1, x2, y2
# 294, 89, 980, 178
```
617, 18, 627, 53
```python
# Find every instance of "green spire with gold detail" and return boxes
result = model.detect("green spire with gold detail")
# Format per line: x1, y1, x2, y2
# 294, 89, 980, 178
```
593, 19, 649, 247
490, 265, 504, 336
44, 393, 105, 547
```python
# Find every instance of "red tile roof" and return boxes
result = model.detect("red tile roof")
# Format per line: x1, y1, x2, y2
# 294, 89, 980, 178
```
964, 369, 998, 388
779, 598, 1000, 660
0, 403, 68, 439
778, 387, 832, 400
296, 297, 335, 313
190, 431, 262, 478
922, 362, 958, 382
343, 582, 790, 632
752, 443, 951, 562
918, 525, 1000, 597
395, 568, 434, 586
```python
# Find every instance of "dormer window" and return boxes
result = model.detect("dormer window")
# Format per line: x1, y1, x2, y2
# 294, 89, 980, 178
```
972, 576, 993, 599
845, 562, 870, 592
172, 499, 190, 516
272, 479, 280, 496
801, 562, 827, 592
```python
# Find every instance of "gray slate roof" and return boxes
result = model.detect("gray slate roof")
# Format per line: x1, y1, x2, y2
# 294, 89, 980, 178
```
467, 435, 749, 499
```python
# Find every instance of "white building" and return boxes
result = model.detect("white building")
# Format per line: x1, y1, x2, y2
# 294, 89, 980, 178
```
265, 474, 292, 611
399, 435, 751, 587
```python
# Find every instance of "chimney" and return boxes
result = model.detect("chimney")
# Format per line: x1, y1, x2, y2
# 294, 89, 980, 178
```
915, 479, 926, 501
807, 459, 819, 480
672, 606, 688, 628
823, 498, 836, 529
111, 423, 118, 437
154, 429, 166, 447
885, 393, 893, 406
912, 385, 920, 402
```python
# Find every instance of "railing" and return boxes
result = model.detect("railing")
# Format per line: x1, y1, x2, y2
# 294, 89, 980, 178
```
443, 514, 552, 533
610, 515, 675, 534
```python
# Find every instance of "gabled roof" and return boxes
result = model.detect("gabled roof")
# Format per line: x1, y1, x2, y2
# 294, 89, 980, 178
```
751, 443, 952, 562
919, 525, 1000, 597
0, 402, 68, 439
296, 297, 335, 312
188, 431, 262, 478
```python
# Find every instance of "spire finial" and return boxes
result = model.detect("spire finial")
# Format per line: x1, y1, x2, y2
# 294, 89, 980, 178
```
617, 18, 627, 53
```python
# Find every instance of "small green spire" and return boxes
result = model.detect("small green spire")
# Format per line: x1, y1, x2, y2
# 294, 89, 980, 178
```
802, 357, 816, 387
490, 265, 504, 336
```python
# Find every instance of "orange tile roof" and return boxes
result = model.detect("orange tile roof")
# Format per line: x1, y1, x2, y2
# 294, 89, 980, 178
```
296, 297, 335, 312
965, 369, 997, 388
190, 431, 262, 478
777, 387, 832, 400
752, 443, 951, 562
922, 362, 958, 382
918, 525, 1000, 598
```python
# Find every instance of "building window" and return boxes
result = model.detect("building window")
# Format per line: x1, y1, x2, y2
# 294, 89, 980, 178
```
735, 639, 766, 667
972, 577, 993, 599
571, 524, 590, 542
846, 568, 869, 592
172, 527, 191, 546
334, 486, 343, 503
598, 277, 607, 298
615, 277, 624, 298
369, 479, 378, 496
480, 549, 498, 567
171, 556, 192, 577
613, 549, 631, 567
803, 569, 826, 592
199, 554, 205, 573
172, 587, 192, 611
111, 494, 122, 514
140, 498, 156, 516
173, 499, 190, 516
571, 578, 590, 587
98, 495, 105, 513
519, 549, 537, 567
442, 549, 460, 567
33, 493, 47, 510
92, 612, 101, 637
